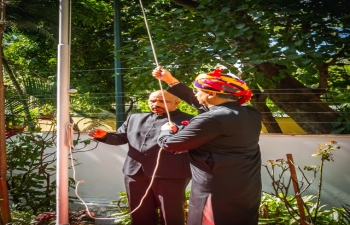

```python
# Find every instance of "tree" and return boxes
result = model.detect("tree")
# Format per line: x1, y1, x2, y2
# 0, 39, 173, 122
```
3, 0, 349, 134
2, 0, 59, 131
116, 0, 350, 134
0, 0, 11, 223
1, 1, 114, 223
4, 0, 120, 116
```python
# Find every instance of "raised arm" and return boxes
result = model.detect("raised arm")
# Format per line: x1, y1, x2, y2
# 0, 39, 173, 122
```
152, 66, 208, 112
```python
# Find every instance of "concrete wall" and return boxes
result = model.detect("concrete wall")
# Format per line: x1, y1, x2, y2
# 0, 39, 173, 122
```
67, 134, 350, 208
259, 134, 350, 207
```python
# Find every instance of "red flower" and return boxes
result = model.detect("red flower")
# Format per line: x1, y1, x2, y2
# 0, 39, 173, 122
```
5, 125, 26, 139
93, 129, 107, 138
208, 68, 224, 77
181, 120, 189, 126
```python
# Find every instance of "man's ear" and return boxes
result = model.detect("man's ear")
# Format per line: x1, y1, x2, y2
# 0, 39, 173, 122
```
207, 92, 216, 99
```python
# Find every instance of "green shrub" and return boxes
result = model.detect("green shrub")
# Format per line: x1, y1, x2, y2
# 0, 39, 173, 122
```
110, 141, 349, 225
6, 132, 58, 214
259, 192, 348, 224
335, 204, 350, 225
9, 210, 36, 225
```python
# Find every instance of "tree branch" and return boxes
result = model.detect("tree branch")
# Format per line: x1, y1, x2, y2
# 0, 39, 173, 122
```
326, 45, 346, 67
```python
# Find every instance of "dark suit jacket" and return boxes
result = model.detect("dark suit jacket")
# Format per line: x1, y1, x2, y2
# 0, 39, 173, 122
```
160, 83, 262, 225
98, 109, 193, 178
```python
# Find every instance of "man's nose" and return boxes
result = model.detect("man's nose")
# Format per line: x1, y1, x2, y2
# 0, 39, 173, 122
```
155, 101, 163, 106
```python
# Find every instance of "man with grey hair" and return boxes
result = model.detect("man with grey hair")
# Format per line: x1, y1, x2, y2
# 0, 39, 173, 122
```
89, 90, 193, 225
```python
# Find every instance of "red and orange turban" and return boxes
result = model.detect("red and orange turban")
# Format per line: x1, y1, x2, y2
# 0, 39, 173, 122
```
193, 68, 252, 105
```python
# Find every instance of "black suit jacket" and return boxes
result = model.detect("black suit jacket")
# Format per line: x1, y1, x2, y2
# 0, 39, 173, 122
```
98, 109, 193, 178
162, 83, 262, 224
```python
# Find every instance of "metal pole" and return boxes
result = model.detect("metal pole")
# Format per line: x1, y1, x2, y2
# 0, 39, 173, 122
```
114, 0, 125, 129
56, 0, 71, 224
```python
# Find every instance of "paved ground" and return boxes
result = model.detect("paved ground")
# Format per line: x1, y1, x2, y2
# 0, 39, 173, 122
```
71, 201, 118, 225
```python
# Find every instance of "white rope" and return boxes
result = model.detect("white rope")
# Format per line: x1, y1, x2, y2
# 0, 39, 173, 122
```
138, 0, 158, 67
66, 123, 115, 220
70, 0, 175, 221
67, 131, 167, 220
115, 0, 174, 218
126, 147, 163, 215
138, 0, 172, 123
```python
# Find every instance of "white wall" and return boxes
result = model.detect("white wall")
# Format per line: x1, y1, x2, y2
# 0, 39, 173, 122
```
259, 134, 350, 208
67, 134, 350, 208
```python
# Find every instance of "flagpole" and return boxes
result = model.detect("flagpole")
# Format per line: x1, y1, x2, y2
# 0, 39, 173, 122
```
56, 0, 71, 224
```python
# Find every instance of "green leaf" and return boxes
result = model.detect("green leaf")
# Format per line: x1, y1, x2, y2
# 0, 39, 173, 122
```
227, 57, 238, 64
235, 27, 250, 37
236, 4, 249, 11
302, 59, 312, 65
83, 139, 91, 145
229, 46, 238, 53
215, 31, 225, 37
248, 10, 257, 16
331, 121, 342, 127
286, 54, 303, 60
294, 40, 303, 46
250, 54, 259, 59
304, 33, 312, 38
244, 49, 253, 55
203, 18, 214, 25
331, 127, 344, 134
235, 23, 246, 29
220, 7, 230, 13
173, 9, 183, 14
251, 59, 264, 64
311, 52, 323, 58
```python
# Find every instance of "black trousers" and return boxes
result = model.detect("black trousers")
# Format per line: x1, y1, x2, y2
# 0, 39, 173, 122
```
124, 169, 190, 225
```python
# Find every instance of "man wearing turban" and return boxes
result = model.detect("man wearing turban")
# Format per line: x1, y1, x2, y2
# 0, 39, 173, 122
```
152, 66, 262, 225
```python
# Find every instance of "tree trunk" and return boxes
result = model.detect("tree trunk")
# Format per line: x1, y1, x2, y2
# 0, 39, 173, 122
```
0, 0, 12, 224
257, 62, 337, 134
250, 89, 283, 133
